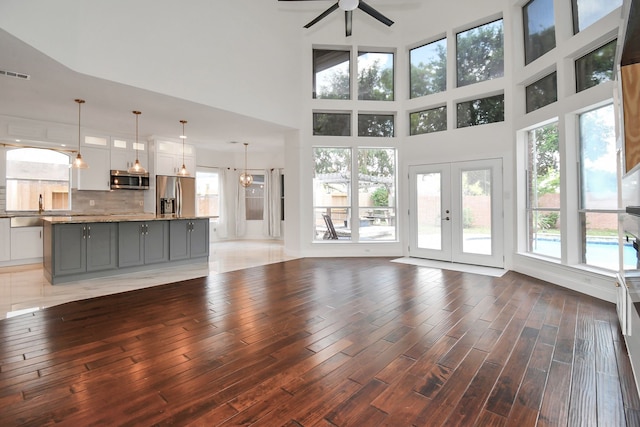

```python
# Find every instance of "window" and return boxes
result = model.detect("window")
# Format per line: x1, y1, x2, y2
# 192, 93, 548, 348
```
358, 51, 394, 101
6, 148, 70, 212
579, 104, 621, 270
313, 49, 350, 99
358, 114, 394, 137
572, 0, 623, 33
195, 169, 219, 218
313, 112, 351, 136
245, 174, 264, 220
313, 147, 397, 242
456, 94, 505, 128
410, 106, 447, 135
526, 122, 560, 258
526, 72, 557, 113
358, 148, 396, 241
523, 0, 556, 65
575, 39, 617, 93
457, 19, 504, 87
313, 147, 352, 240
410, 38, 447, 98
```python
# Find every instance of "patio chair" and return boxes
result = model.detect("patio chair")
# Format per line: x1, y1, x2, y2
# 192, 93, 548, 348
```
322, 214, 339, 240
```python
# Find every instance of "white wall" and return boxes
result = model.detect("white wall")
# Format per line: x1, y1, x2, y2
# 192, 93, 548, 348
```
0, 0, 303, 130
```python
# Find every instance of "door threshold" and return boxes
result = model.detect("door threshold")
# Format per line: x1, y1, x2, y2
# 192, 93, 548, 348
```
391, 257, 507, 277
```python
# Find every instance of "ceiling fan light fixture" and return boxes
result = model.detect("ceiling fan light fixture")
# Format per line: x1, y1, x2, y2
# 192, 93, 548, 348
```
339, 0, 359, 11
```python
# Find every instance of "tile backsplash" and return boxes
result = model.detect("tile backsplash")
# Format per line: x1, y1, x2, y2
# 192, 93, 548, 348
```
0, 187, 147, 215
71, 190, 146, 215
0, 186, 5, 214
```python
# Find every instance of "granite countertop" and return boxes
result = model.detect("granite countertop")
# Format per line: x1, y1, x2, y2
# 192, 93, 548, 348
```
41, 214, 216, 224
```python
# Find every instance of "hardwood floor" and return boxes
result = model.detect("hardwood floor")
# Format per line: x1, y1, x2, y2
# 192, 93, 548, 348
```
1, 257, 639, 426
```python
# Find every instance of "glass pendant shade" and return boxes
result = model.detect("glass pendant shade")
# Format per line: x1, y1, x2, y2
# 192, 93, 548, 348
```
73, 152, 88, 169
176, 120, 190, 176
72, 99, 89, 169
239, 142, 253, 187
128, 111, 147, 174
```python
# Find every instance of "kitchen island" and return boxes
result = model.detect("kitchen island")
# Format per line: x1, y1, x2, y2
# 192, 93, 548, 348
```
42, 214, 210, 284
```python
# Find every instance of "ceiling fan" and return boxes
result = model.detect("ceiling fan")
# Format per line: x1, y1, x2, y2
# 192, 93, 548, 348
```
280, 0, 394, 37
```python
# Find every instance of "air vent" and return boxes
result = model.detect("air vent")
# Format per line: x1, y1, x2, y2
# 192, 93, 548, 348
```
0, 69, 30, 80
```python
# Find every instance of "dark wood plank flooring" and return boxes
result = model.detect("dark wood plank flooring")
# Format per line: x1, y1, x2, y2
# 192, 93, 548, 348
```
1, 258, 639, 426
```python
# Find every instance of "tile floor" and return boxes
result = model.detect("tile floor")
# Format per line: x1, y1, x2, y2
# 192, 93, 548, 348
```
0, 240, 298, 319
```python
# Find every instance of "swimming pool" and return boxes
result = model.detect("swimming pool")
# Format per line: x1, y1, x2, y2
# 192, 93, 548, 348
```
530, 237, 636, 270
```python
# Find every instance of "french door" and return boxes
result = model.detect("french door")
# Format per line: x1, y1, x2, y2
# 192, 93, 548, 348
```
409, 159, 503, 268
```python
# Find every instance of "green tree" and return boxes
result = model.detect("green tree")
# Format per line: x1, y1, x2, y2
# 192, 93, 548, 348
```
358, 60, 393, 101
410, 42, 447, 98
457, 20, 504, 87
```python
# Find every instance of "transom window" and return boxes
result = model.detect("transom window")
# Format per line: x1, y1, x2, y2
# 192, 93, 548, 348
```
313, 112, 351, 136
358, 114, 394, 137
456, 94, 505, 128
575, 39, 617, 93
6, 148, 70, 212
410, 106, 447, 136
526, 72, 558, 113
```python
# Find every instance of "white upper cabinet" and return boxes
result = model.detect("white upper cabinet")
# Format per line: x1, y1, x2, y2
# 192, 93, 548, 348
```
153, 140, 195, 176
76, 146, 110, 190
110, 137, 148, 171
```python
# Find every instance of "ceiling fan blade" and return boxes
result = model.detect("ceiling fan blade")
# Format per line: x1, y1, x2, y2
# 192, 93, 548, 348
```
345, 10, 353, 37
304, 2, 340, 28
357, 1, 394, 27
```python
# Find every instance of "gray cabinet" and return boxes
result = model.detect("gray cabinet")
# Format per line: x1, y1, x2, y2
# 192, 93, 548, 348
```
118, 221, 168, 267
53, 223, 117, 276
169, 219, 209, 261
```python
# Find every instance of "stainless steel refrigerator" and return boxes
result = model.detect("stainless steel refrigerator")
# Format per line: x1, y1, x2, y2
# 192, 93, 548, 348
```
156, 175, 196, 217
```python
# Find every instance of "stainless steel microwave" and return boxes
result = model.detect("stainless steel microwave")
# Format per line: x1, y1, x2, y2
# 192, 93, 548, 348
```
110, 170, 150, 190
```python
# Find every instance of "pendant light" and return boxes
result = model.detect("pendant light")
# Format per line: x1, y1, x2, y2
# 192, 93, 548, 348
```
239, 142, 253, 187
127, 111, 147, 174
72, 99, 88, 169
176, 120, 190, 176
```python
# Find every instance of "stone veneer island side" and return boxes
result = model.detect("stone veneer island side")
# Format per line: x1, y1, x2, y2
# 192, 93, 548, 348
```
42, 215, 210, 284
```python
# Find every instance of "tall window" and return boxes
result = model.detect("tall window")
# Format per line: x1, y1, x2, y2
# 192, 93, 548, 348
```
6, 148, 70, 211
526, 123, 560, 258
523, 0, 556, 65
358, 51, 394, 101
572, 0, 623, 33
457, 19, 504, 87
313, 49, 350, 99
410, 38, 447, 98
358, 148, 396, 241
313, 148, 352, 240
313, 147, 397, 242
575, 39, 617, 93
245, 174, 264, 220
579, 104, 622, 270
195, 169, 219, 218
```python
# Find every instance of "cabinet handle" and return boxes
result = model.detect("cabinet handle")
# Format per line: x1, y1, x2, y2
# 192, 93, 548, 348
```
83, 225, 86, 239
87, 226, 91, 239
